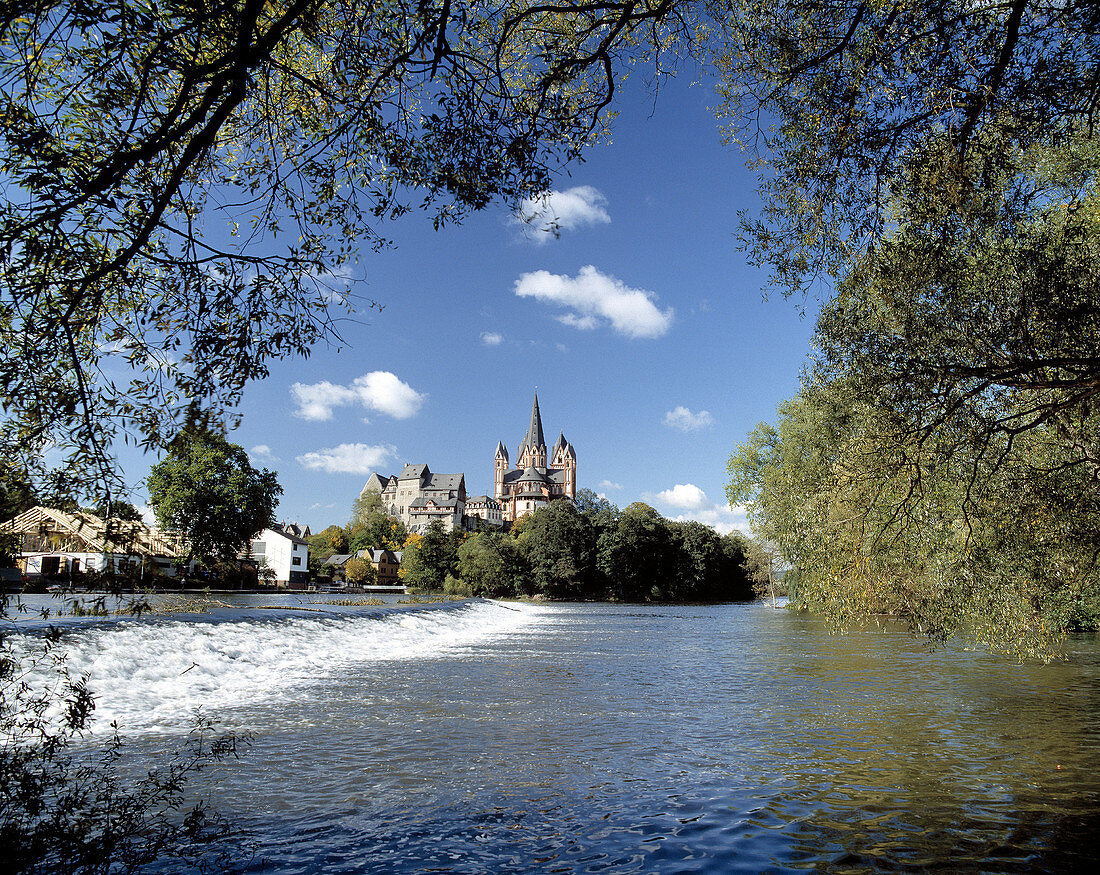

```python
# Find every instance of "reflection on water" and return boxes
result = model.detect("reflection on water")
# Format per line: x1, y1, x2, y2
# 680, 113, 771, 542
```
17, 599, 1100, 872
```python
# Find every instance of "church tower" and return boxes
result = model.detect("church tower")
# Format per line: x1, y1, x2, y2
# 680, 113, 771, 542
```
517, 392, 548, 469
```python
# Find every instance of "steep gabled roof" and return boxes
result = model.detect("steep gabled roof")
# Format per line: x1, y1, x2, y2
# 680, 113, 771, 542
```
426, 473, 464, 491
495, 440, 509, 462
267, 523, 310, 546
399, 463, 430, 480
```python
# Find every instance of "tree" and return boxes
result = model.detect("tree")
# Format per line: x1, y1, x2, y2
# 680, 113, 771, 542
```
347, 490, 408, 552
574, 488, 621, 528
1, 594, 252, 872
1, 463, 36, 566
713, 1, 1100, 300
147, 429, 281, 566
596, 502, 675, 601
457, 532, 528, 597
309, 525, 350, 557
0, 0, 699, 500
718, 2, 1100, 657
740, 537, 782, 605
520, 501, 598, 599
727, 380, 1100, 658
83, 500, 143, 522
350, 515, 408, 554
400, 522, 461, 591
667, 519, 752, 602
344, 557, 377, 587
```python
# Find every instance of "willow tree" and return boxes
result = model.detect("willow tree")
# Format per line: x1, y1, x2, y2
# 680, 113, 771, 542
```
720, 2, 1100, 655
0, 0, 699, 499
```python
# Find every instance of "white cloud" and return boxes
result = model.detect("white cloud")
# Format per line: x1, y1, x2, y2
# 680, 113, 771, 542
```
296, 443, 398, 475
250, 444, 277, 462
514, 265, 673, 339
480, 331, 503, 346
290, 380, 356, 421
291, 371, 425, 421
667, 506, 750, 537
516, 186, 610, 241
598, 479, 622, 490
652, 483, 709, 510
644, 483, 750, 536
351, 372, 425, 418
663, 406, 715, 432
557, 312, 599, 330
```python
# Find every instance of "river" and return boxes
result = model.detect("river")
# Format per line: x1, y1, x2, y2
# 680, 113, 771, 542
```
8, 596, 1100, 872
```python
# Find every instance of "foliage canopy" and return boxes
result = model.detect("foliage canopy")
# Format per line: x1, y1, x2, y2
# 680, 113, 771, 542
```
147, 429, 281, 564
0, 0, 699, 497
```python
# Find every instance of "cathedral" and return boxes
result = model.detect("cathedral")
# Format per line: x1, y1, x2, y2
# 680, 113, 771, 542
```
494, 393, 577, 523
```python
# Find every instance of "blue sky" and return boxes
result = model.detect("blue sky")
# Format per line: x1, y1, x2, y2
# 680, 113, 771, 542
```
127, 73, 818, 535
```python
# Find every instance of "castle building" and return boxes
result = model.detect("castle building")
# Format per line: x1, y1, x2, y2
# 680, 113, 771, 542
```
361, 463, 466, 534
494, 393, 576, 523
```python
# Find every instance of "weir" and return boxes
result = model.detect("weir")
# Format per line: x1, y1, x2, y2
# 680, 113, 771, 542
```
8, 598, 534, 736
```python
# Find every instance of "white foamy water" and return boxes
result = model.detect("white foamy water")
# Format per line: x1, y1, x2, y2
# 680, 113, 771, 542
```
10, 600, 535, 736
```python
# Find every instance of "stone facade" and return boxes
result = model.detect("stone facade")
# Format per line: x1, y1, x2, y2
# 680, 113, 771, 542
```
465, 495, 504, 529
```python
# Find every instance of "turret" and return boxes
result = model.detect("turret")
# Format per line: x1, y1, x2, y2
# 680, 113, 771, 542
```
562, 442, 576, 497
494, 441, 509, 499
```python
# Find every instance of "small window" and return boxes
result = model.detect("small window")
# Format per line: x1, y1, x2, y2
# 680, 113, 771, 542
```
292, 556, 302, 566
251, 541, 266, 555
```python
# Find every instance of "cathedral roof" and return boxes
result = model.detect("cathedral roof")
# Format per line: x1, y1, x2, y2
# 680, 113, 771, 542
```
518, 392, 547, 455
519, 466, 550, 483
495, 440, 509, 461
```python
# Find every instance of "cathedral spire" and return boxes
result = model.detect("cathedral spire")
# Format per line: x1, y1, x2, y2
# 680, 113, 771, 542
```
519, 391, 547, 454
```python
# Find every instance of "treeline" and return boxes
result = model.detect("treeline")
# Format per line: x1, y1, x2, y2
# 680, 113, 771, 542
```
402, 491, 753, 602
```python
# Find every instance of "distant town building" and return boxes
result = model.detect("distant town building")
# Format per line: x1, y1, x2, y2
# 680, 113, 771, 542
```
494, 393, 577, 523
465, 495, 504, 529
369, 548, 402, 585
361, 463, 466, 534
325, 548, 404, 587
1, 505, 182, 580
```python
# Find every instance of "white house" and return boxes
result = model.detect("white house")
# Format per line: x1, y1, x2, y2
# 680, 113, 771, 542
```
250, 522, 310, 587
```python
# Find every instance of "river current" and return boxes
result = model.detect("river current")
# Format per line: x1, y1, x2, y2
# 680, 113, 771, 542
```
9, 597, 1100, 872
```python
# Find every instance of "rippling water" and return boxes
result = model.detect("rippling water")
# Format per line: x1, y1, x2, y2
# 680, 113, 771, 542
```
11, 598, 1100, 872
